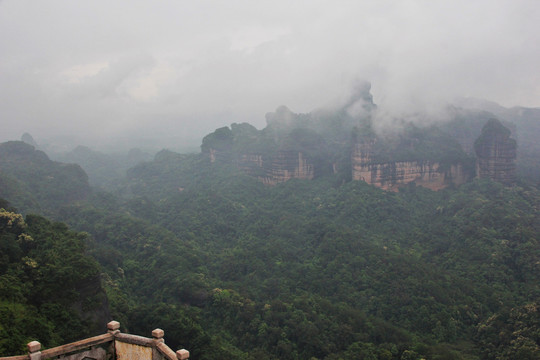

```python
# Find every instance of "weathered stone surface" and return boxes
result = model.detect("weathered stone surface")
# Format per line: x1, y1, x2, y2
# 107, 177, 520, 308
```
475, 119, 516, 185
236, 154, 265, 177
208, 149, 315, 185
209, 148, 217, 163
27, 341, 41, 353
53, 345, 107, 360
239, 154, 263, 168
351, 142, 468, 191
107, 321, 120, 331
116, 341, 153, 360
261, 151, 314, 185
152, 329, 164, 340
176, 349, 189, 360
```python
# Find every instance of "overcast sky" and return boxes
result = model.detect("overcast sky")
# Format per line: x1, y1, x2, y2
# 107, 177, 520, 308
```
1, 0, 539, 149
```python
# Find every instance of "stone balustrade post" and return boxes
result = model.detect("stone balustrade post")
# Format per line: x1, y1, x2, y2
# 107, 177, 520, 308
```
176, 349, 189, 359
152, 328, 165, 343
107, 321, 121, 334
27, 341, 41, 360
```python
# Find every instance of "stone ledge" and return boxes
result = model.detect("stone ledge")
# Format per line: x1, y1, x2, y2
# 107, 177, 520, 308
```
115, 333, 155, 347
41, 333, 114, 359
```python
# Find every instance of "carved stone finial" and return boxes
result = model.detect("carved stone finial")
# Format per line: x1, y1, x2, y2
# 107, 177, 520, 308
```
27, 341, 42, 360
152, 328, 165, 341
176, 349, 190, 359
27, 341, 41, 353
107, 320, 121, 333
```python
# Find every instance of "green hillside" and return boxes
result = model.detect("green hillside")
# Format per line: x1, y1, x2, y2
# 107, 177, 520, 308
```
0, 142, 91, 215
0, 200, 109, 356
0, 105, 539, 359
56, 151, 540, 359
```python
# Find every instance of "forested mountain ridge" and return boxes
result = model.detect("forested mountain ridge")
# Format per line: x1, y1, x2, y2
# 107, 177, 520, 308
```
2, 148, 540, 358
7, 144, 533, 359
199, 86, 523, 191
0, 141, 90, 215
1, 96, 539, 359
72, 158, 540, 359
52, 145, 153, 190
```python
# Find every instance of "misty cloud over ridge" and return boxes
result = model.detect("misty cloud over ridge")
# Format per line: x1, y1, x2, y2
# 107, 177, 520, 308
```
1, 0, 539, 148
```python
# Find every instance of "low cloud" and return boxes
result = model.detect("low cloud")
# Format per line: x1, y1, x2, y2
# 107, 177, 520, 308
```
1, 0, 539, 148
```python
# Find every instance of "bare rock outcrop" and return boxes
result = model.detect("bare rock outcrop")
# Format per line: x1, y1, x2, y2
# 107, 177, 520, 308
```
474, 119, 516, 185
208, 148, 315, 185
352, 140, 468, 191
261, 151, 314, 185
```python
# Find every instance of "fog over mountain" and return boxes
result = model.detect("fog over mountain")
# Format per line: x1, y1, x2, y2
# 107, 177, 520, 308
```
1, 0, 539, 150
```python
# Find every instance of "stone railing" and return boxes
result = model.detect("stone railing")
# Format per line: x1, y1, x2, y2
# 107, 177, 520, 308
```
0, 321, 189, 360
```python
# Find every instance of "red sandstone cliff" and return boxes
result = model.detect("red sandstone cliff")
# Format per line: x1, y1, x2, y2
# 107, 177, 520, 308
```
209, 148, 315, 185
261, 151, 314, 185
474, 119, 516, 185
351, 142, 468, 191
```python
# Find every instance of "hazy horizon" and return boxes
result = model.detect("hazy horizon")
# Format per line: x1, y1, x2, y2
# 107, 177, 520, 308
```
1, 0, 539, 150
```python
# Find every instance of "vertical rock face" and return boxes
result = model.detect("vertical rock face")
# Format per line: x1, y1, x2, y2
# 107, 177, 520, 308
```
210, 148, 315, 185
236, 153, 266, 178
238, 154, 264, 170
261, 151, 314, 185
475, 119, 516, 185
351, 141, 468, 191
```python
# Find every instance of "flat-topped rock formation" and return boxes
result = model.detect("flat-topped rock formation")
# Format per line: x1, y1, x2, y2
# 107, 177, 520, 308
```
199, 88, 519, 190
261, 151, 314, 185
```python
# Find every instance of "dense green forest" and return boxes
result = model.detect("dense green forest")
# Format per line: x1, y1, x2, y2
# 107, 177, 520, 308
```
0, 199, 108, 355
1, 101, 540, 359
